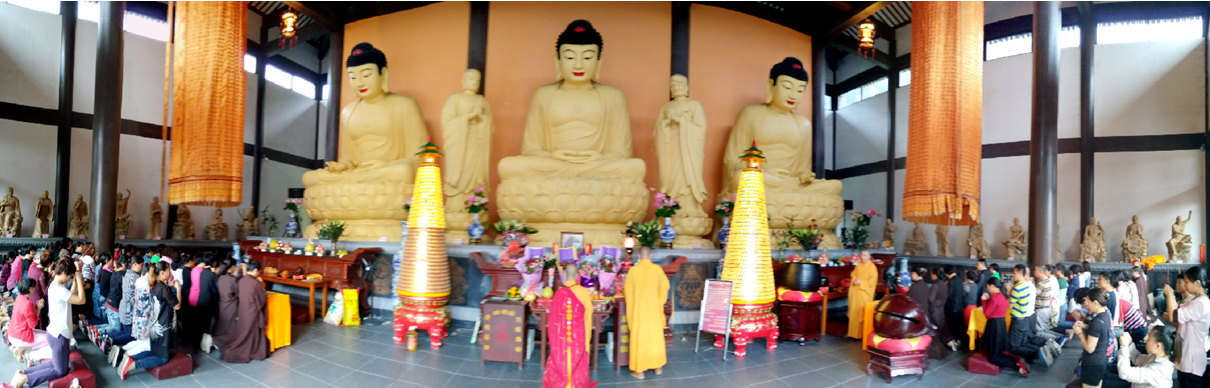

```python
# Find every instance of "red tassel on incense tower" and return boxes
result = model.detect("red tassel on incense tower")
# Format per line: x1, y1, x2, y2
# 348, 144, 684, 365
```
394, 139, 452, 348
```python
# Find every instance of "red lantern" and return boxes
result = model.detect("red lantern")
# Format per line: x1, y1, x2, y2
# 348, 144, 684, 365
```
279, 9, 298, 49
857, 19, 876, 59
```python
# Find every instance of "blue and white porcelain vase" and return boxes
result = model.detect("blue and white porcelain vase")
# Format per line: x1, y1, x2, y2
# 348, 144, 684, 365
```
284, 213, 300, 238
717, 216, 731, 247
659, 217, 677, 248
467, 213, 485, 243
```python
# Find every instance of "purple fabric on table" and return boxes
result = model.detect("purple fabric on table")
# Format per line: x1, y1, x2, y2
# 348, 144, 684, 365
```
558, 248, 577, 263
601, 247, 621, 259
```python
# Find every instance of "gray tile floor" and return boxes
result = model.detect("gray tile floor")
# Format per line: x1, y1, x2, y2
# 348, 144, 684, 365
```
0, 322, 1085, 387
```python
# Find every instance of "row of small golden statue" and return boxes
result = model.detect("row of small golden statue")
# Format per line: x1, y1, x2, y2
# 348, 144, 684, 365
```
888, 212, 1195, 263
300, 19, 844, 250
254, 239, 348, 257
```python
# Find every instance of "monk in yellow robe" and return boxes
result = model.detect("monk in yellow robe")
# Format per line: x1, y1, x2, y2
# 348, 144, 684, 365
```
847, 250, 879, 339
622, 247, 668, 380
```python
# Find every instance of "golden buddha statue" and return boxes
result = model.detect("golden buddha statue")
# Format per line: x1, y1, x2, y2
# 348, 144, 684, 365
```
656, 74, 712, 248
301, 43, 429, 241
495, 20, 648, 246
442, 69, 494, 243
719, 58, 843, 248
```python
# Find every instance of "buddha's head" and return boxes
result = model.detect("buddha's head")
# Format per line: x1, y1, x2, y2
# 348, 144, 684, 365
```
76, 194, 82, 201
152, 196, 159, 203
555, 20, 603, 85
670, 74, 688, 99
346, 42, 390, 99
765, 57, 810, 112
41, 191, 48, 198
1133, 215, 1139, 223
5, 188, 11, 196
461, 69, 482, 94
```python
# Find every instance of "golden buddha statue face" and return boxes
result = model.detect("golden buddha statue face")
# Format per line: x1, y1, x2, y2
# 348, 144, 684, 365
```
670, 75, 688, 99
461, 69, 482, 94
766, 75, 807, 112
348, 63, 389, 99
556, 44, 601, 84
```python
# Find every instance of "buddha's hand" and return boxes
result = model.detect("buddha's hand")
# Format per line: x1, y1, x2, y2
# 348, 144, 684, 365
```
552, 150, 600, 164
324, 161, 352, 173
798, 172, 816, 185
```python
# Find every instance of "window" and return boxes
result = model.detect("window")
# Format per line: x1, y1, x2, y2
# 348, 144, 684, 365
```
898, 68, 911, 88
1098, 17, 1203, 44
985, 33, 1033, 61
76, 1, 168, 41
265, 65, 292, 89
292, 76, 315, 99
322, 84, 330, 100
1059, 26, 1081, 49
837, 88, 861, 110
1, 0, 59, 15
861, 77, 889, 98
244, 54, 257, 73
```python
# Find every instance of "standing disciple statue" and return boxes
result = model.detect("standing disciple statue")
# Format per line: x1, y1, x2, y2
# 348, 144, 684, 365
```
205, 209, 229, 241
883, 219, 897, 248
441, 68, 494, 243
935, 224, 952, 257
968, 223, 991, 259
623, 247, 669, 380
719, 58, 844, 248
903, 223, 928, 255
114, 189, 132, 238
31, 191, 53, 238
1121, 215, 1149, 261
1080, 217, 1107, 262
68, 194, 88, 238
0, 188, 22, 237
236, 207, 260, 241
495, 20, 649, 246
1002, 217, 1028, 260
1167, 211, 1193, 263
147, 196, 163, 240
655, 74, 711, 248
301, 42, 429, 242
173, 205, 195, 240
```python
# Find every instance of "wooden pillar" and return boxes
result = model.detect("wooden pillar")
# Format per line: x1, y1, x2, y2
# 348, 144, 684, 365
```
90, 1, 125, 253
885, 38, 898, 219
324, 26, 343, 162
812, 38, 827, 178
671, 2, 689, 78
468, 1, 489, 92
1079, 2, 1096, 233
54, 2, 78, 238
1029, 1, 1061, 267
251, 26, 268, 212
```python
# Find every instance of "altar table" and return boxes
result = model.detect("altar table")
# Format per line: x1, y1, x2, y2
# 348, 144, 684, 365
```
261, 277, 329, 323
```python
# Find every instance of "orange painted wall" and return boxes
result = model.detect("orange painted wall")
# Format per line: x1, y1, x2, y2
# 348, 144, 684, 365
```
342, 1, 471, 154
484, 1, 672, 221
689, 4, 814, 217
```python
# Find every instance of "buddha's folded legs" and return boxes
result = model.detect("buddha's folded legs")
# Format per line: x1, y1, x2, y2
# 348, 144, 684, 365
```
498, 156, 646, 181
302, 159, 418, 187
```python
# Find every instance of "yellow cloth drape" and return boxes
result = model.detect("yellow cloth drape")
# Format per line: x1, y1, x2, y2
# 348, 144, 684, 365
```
903, 1, 983, 225
266, 292, 291, 351
966, 307, 1011, 350
165, 1, 246, 207
847, 260, 878, 339
861, 300, 877, 350
623, 259, 669, 372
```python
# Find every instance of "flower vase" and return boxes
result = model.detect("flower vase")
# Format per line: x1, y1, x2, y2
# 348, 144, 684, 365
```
717, 216, 731, 247
467, 213, 485, 244
284, 213, 300, 238
329, 239, 339, 256
659, 217, 677, 248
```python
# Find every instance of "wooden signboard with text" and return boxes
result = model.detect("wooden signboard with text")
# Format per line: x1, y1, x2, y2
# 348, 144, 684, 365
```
695, 279, 734, 359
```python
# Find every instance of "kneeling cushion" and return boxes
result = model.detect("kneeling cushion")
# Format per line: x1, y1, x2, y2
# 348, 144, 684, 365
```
47, 358, 94, 388
967, 351, 1001, 376
867, 333, 932, 352
776, 287, 826, 303
147, 351, 192, 380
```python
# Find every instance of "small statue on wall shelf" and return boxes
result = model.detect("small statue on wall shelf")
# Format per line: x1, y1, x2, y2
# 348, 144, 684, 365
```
147, 196, 163, 240
1121, 215, 1148, 261
967, 223, 991, 259
1002, 217, 1028, 260
1080, 217, 1107, 262
205, 209, 229, 241
883, 219, 897, 248
903, 223, 928, 256
31, 191, 53, 238
237, 207, 260, 241
935, 224, 952, 257
0, 187, 22, 237
68, 194, 88, 239
1167, 211, 1193, 263
173, 205, 195, 240
114, 189, 132, 238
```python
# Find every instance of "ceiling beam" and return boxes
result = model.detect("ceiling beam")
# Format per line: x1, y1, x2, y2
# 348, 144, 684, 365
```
282, 1, 340, 30
828, 35, 891, 69
262, 22, 327, 57
825, 1, 890, 39
343, 2, 438, 24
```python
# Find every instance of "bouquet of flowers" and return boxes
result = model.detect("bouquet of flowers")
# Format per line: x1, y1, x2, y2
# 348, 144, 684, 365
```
714, 195, 735, 218
465, 183, 489, 214
260, 208, 279, 237
515, 256, 546, 298
577, 259, 599, 288
492, 219, 538, 235
625, 220, 661, 248
498, 241, 524, 267
1141, 254, 1166, 270
653, 190, 681, 218
284, 199, 303, 217
843, 208, 880, 249
787, 219, 824, 251
403, 197, 412, 213
316, 219, 348, 241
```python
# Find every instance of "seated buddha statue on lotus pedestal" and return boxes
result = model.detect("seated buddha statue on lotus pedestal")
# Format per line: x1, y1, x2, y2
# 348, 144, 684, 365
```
719, 57, 844, 248
301, 43, 429, 242
495, 20, 648, 247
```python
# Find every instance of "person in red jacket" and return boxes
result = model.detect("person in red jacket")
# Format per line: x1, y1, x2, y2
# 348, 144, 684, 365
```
7, 278, 45, 363
981, 277, 1029, 377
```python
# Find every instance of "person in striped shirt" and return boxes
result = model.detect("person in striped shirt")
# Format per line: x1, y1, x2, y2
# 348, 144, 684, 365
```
1008, 265, 1041, 363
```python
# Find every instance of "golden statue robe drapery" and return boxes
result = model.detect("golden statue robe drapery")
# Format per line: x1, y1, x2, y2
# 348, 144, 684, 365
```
847, 260, 878, 339
623, 259, 670, 372
719, 106, 818, 199
497, 83, 645, 180
655, 99, 708, 208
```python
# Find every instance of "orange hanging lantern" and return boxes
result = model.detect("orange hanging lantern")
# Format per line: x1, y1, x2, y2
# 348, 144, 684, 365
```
857, 19, 876, 58
163, 2, 247, 207
903, 1, 983, 226
279, 9, 298, 49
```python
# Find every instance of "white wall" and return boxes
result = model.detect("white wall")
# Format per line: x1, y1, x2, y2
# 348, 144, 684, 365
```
0, 4, 323, 240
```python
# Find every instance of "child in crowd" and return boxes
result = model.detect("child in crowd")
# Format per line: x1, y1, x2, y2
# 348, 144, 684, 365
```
1076, 288, 1112, 388
5, 259, 87, 388
221, 260, 268, 363
1163, 266, 1210, 388
117, 261, 180, 380
8, 278, 44, 363
212, 259, 239, 353
981, 277, 1029, 376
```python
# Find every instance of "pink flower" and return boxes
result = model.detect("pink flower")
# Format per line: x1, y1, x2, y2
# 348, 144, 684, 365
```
866, 209, 877, 217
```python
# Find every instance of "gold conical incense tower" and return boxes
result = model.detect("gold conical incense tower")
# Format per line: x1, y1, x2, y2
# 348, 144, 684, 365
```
394, 139, 452, 348
715, 141, 779, 358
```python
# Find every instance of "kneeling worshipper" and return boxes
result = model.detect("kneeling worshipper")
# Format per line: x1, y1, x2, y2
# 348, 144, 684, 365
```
622, 247, 669, 380
221, 260, 268, 363
108, 259, 157, 369
8, 278, 46, 363
117, 262, 180, 380
212, 259, 239, 353
543, 265, 596, 388
847, 250, 878, 339
980, 277, 1030, 377
4, 259, 87, 388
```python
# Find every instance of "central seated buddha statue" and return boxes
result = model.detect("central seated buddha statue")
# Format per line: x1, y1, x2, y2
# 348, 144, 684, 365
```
301, 43, 429, 241
720, 57, 844, 248
495, 20, 648, 246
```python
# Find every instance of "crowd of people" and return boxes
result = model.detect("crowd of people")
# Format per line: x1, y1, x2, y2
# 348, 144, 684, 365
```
903, 258, 1208, 388
0, 241, 270, 387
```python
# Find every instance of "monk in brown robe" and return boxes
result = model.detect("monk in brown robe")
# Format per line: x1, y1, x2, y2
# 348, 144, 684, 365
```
211, 260, 239, 351
221, 260, 267, 363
